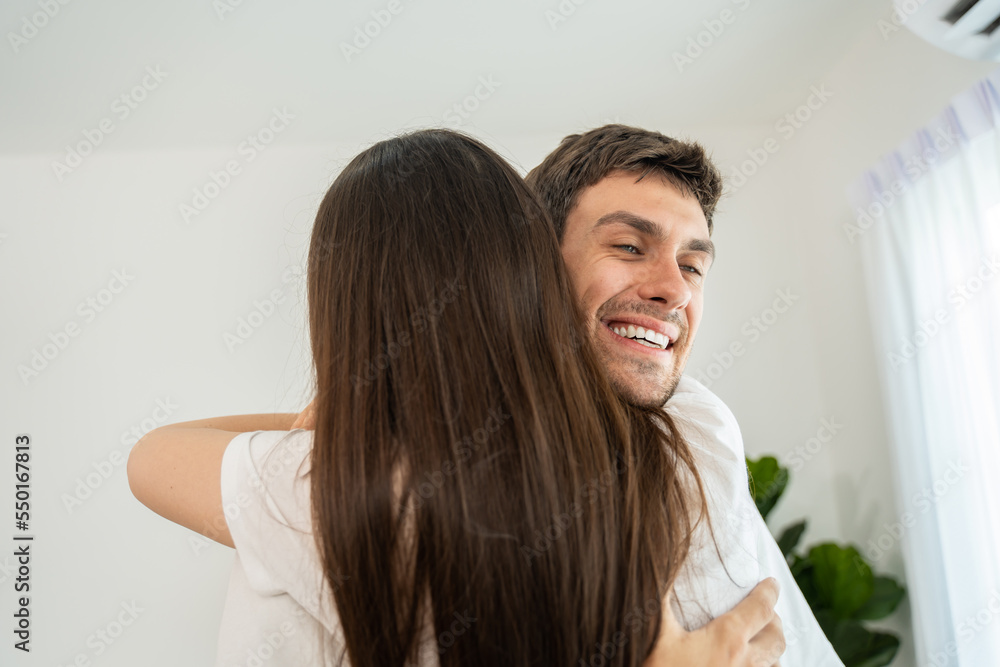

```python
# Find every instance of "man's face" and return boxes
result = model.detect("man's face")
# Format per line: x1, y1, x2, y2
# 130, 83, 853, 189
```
559, 170, 714, 408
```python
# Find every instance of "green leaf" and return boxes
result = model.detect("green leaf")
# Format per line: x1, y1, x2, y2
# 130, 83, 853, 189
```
847, 633, 900, 667
854, 576, 906, 621
816, 617, 900, 666
790, 555, 820, 611
777, 520, 807, 558
809, 543, 874, 619
812, 609, 840, 639
789, 552, 811, 578
745, 456, 788, 521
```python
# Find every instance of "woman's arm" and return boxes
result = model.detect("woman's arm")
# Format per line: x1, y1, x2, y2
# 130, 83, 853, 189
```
126, 412, 301, 548
150, 413, 299, 432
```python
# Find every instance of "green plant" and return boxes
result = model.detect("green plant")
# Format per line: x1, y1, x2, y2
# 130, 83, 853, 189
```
746, 456, 906, 667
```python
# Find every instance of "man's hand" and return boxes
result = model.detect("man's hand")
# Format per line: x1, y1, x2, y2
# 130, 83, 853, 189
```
291, 398, 316, 430
645, 578, 785, 667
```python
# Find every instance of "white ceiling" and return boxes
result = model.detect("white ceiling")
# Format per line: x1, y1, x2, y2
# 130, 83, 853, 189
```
0, 0, 891, 154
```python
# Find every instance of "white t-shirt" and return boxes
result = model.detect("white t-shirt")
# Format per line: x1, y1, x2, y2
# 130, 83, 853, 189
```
215, 375, 843, 666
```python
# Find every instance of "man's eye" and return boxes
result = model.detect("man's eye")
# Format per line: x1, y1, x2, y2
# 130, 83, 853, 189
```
614, 244, 640, 254
681, 265, 703, 276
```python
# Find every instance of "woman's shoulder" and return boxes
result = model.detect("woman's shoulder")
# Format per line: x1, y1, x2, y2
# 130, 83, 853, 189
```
224, 429, 314, 530
221, 429, 334, 622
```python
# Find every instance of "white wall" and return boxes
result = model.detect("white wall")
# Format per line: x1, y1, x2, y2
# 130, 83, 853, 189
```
1, 146, 335, 666
2, 5, 997, 665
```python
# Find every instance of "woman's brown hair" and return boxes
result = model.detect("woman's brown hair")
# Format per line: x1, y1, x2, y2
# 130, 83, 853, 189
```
306, 128, 707, 666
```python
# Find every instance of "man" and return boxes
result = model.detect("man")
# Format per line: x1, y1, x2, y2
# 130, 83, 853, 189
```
526, 124, 843, 666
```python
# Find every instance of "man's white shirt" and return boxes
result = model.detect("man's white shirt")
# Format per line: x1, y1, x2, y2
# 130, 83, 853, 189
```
665, 374, 844, 666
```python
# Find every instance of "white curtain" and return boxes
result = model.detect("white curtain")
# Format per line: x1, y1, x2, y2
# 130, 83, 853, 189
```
847, 67, 1000, 667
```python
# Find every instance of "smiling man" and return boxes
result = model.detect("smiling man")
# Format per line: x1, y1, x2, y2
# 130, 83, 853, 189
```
561, 171, 713, 407
526, 124, 844, 666
527, 125, 722, 407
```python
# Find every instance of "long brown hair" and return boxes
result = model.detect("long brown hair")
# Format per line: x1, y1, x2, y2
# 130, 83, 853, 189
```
307, 129, 706, 666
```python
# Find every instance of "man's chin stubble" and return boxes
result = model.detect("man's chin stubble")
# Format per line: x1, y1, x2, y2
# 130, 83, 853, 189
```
607, 373, 678, 409
591, 330, 682, 407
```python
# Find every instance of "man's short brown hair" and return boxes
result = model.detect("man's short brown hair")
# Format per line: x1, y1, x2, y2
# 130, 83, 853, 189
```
525, 124, 723, 239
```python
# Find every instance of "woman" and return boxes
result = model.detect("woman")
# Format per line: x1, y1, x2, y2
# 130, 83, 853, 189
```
127, 128, 783, 666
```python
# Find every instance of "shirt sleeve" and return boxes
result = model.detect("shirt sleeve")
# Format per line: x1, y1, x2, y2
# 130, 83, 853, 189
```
665, 376, 764, 629
665, 375, 845, 667
220, 429, 316, 598
666, 374, 750, 505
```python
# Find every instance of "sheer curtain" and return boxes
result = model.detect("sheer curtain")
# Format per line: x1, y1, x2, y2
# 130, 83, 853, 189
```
848, 68, 1000, 667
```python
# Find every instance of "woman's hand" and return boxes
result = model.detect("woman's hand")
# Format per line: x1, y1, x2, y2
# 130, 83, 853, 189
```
645, 578, 785, 667
291, 398, 317, 430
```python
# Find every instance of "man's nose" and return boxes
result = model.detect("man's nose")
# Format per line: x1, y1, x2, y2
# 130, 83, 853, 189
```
635, 257, 691, 311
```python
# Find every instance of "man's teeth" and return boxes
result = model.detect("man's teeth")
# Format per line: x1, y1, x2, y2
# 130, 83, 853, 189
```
611, 324, 670, 350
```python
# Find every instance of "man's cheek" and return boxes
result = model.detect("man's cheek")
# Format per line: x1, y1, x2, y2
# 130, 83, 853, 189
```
588, 272, 633, 318
581, 283, 613, 322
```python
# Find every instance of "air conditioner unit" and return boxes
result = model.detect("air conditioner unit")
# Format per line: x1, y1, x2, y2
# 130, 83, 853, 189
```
894, 0, 1000, 60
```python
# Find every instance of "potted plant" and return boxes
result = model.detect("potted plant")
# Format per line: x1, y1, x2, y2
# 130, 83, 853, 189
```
746, 456, 906, 667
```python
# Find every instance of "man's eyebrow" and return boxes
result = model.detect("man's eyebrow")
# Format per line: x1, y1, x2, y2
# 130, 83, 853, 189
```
593, 210, 716, 261
683, 238, 716, 262
592, 211, 666, 241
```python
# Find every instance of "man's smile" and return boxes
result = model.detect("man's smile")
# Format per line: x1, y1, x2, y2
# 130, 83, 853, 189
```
600, 319, 677, 357
601, 314, 678, 351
